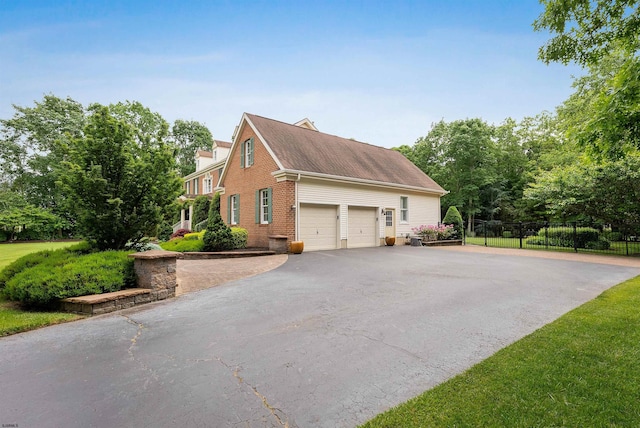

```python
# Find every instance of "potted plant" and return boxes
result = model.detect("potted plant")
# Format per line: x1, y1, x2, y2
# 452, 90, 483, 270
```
290, 241, 304, 254
385, 236, 396, 246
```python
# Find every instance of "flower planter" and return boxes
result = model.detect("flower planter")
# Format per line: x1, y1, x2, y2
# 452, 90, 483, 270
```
385, 236, 396, 246
289, 241, 304, 254
421, 239, 463, 247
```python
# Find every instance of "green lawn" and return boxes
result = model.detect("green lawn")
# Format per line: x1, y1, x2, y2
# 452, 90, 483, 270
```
465, 236, 640, 256
0, 241, 83, 336
0, 241, 80, 270
362, 274, 640, 427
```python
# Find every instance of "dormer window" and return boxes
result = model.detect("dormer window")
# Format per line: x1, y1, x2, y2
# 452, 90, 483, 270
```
213, 149, 217, 161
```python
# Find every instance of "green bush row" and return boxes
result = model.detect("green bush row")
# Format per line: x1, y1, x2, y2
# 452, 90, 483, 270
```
183, 231, 204, 241
526, 227, 610, 249
159, 227, 248, 252
160, 238, 205, 252
2, 246, 135, 307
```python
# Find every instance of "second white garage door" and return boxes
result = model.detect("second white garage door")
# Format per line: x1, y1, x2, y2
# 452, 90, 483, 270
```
299, 204, 338, 251
347, 206, 378, 248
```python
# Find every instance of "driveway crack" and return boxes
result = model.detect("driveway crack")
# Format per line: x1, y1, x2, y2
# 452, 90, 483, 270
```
121, 315, 159, 386
336, 328, 428, 362
215, 357, 294, 427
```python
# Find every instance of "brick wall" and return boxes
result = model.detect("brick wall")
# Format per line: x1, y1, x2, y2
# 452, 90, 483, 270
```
183, 167, 222, 197
220, 125, 295, 248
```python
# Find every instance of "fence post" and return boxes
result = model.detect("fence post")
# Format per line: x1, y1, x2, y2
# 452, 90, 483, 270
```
519, 222, 523, 249
625, 227, 629, 256
484, 220, 487, 247
573, 222, 578, 253
545, 222, 549, 249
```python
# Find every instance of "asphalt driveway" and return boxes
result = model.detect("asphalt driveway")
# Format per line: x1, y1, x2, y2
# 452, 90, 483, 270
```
1, 246, 639, 427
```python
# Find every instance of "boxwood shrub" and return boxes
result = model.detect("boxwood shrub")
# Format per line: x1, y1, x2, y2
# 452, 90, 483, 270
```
3, 250, 135, 308
183, 231, 204, 241
231, 227, 248, 249
160, 238, 204, 252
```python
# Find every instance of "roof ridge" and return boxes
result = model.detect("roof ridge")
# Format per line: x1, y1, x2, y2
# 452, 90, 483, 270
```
245, 112, 394, 152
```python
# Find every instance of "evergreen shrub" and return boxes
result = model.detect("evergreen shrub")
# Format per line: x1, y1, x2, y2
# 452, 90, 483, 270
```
231, 227, 248, 249
443, 206, 464, 238
526, 226, 608, 249
160, 238, 204, 252
3, 250, 135, 307
203, 198, 234, 251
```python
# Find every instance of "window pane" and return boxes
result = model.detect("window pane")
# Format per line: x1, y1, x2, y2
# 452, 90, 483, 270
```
385, 211, 393, 226
260, 189, 269, 223
400, 197, 408, 222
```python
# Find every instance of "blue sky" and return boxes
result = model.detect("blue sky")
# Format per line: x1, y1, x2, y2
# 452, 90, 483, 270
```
0, 1, 581, 148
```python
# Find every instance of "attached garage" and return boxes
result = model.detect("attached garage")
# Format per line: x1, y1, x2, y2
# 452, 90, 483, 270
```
347, 206, 378, 248
299, 204, 338, 251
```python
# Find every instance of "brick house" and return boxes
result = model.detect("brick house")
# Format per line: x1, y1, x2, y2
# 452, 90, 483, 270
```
216, 113, 447, 250
176, 140, 231, 231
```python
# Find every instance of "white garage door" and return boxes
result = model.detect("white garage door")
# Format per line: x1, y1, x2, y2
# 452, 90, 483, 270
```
300, 204, 338, 251
348, 206, 377, 248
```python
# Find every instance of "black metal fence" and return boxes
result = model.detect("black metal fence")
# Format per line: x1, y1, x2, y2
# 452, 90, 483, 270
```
464, 221, 640, 257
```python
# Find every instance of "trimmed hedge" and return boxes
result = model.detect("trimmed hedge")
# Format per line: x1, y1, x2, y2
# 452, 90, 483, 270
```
170, 228, 246, 250
231, 227, 248, 249
183, 231, 204, 241
526, 227, 609, 249
443, 206, 464, 238
159, 238, 204, 252
3, 250, 135, 307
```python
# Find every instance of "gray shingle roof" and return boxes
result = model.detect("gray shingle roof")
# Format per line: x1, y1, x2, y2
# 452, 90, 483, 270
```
246, 114, 445, 192
196, 150, 212, 157
214, 140, 232, 148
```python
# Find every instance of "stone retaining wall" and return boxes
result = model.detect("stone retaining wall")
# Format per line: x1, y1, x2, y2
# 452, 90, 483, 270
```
61, 289, 152, 315
128, 250, 181, 300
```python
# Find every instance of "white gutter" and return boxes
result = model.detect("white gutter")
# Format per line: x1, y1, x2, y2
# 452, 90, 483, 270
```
272, 169, 449, 196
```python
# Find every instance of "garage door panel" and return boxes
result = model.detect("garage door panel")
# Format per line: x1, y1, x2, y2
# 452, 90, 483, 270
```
348, 206, 377, 248
300, 204, 338, 251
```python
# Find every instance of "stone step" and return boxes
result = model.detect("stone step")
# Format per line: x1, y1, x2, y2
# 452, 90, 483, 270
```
60, 288, 152, 315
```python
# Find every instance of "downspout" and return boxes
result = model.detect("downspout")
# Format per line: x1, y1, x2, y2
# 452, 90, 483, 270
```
294, 173, 301, 241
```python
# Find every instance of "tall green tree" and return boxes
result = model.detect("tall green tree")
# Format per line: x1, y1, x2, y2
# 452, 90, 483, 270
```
107, 100, 170, 148
0, 190, 63, 240
0, 95, 86, 216
172, 120, 214, 177
525, 153, 640, 226
401, 119, 497, 231
59, 106, 182, 250
558, 50, 640, 160
534, 0, 640, 66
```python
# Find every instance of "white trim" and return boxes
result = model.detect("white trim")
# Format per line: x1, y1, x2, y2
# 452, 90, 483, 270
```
272, 169, 448, 196
230, 194, 239, 225
293, 118, 318, 131
244, 114, 285, 170
182, 159, 226, 181
259, 188, 269, 224
218, 113, 286, 188
400, 196, 409, 223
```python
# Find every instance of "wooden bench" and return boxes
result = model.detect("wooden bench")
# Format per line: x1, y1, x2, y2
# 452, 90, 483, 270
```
60, 288, 152, 315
